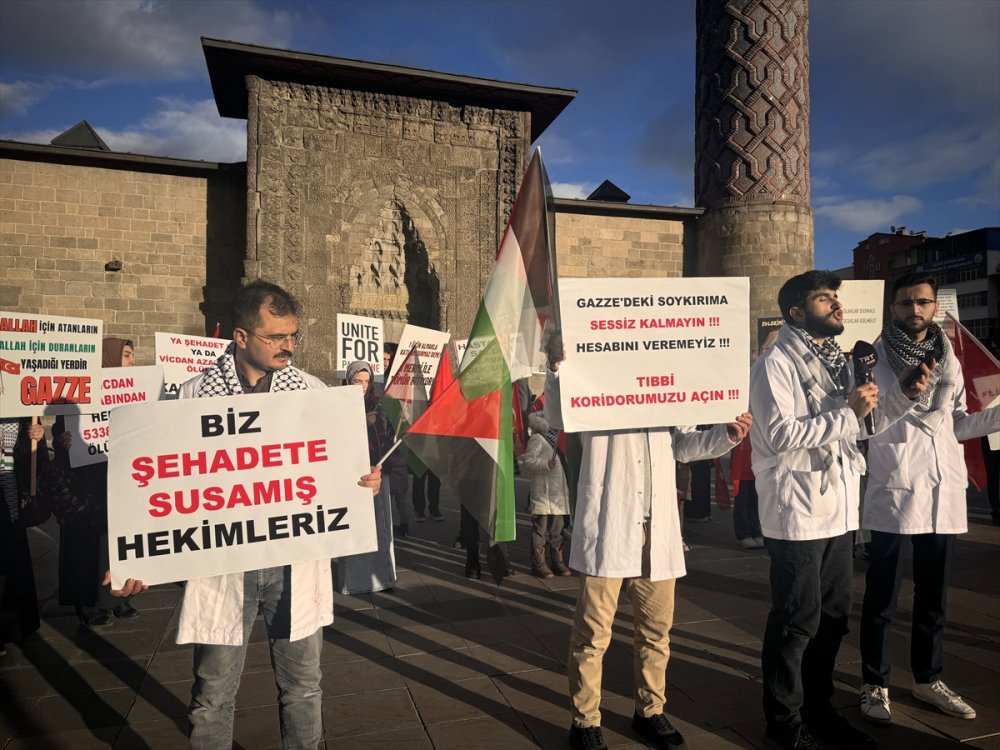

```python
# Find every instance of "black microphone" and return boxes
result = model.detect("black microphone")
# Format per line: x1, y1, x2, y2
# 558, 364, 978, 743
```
852, 340, 878, 435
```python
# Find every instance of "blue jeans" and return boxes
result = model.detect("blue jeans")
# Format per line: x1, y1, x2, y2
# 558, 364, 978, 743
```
188, 567, 323, 749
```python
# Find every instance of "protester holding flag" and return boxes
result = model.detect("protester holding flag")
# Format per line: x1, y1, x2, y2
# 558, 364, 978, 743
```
53, 337, 139, 628
545, 348, 752, 750
334, 360, 398, 594
0, 418, 47, 654
858, 273, 999, 725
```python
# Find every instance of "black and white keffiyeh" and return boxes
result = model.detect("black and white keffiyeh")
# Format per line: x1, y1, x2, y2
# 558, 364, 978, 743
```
775, 325, 865, 493
881, 320, 952, 433
1, 419, 21, 521
196, 343, 309, 398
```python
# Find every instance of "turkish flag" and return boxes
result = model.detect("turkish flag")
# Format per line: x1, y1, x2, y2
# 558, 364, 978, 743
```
0, 357, 20, 375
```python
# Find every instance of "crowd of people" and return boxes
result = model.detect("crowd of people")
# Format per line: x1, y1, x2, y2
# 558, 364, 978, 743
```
1, 270, 997, 750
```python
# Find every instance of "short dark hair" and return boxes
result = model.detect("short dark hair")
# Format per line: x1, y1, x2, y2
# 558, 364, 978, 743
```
777, 270, 842, 325
231, 280, 300, 332
890, 272, 938, 302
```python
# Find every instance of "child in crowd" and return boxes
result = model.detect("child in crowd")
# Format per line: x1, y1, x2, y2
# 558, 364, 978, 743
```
519, 412, 572, 578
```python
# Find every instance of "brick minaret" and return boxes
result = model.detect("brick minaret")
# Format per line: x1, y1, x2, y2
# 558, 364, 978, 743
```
695, 0, 813, 353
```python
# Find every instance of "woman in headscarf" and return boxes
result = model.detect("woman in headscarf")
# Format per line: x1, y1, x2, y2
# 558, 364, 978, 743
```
53, 337, 139, 627
0, 418, 48, 654
332, 360, 397, 594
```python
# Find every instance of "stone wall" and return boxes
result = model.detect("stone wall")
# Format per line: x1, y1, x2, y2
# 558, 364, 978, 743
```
0, 154, 246, 364
244, 76, 531, 380
554, 205, 696, 279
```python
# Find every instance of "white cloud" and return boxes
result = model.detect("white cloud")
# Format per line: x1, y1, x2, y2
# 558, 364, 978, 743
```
856, 126, 1000, 191
814, 195, 923, 233
1, 0, 295, 78
5, 98, 247, 162
550, 182, 592, 200
0, 80, 54, 117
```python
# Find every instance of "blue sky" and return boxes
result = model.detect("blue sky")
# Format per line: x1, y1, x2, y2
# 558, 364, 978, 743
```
1, 0, 997, 271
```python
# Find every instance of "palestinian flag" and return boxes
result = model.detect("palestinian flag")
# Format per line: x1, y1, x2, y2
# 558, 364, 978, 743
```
404, 150, 558, 543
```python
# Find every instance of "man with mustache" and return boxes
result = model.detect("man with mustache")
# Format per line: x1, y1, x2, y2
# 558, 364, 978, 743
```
749, 271, 932, 750
858, 273, 998, 726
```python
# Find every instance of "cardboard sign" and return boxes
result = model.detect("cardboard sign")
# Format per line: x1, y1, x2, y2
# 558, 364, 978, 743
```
0, 312, 103, 417
155, 333, 231, 399
336, 314, 384, 382
556, 277, 750, 432
65, 366, 164, 467
837, 280, 884, 347
106, 387, 377, 588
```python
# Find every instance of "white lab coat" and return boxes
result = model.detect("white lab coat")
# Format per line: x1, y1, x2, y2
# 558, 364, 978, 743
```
749, 329, 915, 541
863, 341, 1000, 535
545, 370, 736, 581
175, 367, 335, 645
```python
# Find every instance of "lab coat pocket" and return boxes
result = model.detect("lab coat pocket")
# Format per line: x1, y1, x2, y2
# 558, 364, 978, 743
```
869, 442, 910, 491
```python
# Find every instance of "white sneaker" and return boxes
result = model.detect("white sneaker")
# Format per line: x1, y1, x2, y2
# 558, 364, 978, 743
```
912, 680, 976, 719
859, 683, 891, 724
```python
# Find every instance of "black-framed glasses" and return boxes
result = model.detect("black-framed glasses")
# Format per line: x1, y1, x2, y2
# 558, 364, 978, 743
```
893, 298, 935, 309
247, 330, 304, 347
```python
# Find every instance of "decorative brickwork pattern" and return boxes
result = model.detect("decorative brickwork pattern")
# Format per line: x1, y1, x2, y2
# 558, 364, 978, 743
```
695, 0, 810, 209
245, 76, 529, 379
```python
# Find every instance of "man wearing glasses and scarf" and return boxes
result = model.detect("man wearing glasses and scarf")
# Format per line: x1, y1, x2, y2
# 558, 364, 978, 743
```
858, 272, 998, 727
749, 271, 932, 750
174, 280, 382, 749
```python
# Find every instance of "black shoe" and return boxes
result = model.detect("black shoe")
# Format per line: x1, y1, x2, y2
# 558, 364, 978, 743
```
804, 709, 877, 750
87, 612, 114, 628
632, 712, 686, 749
568, 724, 608, 750
765, 722, 820, 750
113, 603, 140, 619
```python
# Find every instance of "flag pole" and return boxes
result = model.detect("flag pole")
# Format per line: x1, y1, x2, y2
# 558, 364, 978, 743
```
377, 439, 403, 467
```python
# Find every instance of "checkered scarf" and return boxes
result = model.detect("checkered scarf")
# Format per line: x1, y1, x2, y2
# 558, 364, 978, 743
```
882, 320, 952, 434
196, 343, 309, 397
1, 419, 20, 520
775, 325, 865, 493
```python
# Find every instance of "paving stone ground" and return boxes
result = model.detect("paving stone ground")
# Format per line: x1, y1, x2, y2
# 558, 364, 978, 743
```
2, 477, 998, 749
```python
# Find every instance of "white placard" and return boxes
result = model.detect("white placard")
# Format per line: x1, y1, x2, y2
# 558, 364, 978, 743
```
453, 338, 468, 364
336, 314, 384, 382
0, 312, 104, 417
65, 366, 164, 467
556, 277, 750, 432
154, 332, 230, 399
387, 325, 451, 382
107, 387, 377, 588
837, 280, 884, 347
934, 288, 959, 323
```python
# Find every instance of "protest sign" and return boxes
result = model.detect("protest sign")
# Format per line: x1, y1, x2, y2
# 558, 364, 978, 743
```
154, 333, 230, 399
336, 314, 383, 382
556, 277, 750, 432
107, 387, 377, 589
934, 288, 959, 323
837, 280, 884, 347
387, 325, 451, 382
0, 312, 103, 417
757, 317, 784, 353
453, 338, 468, 364
65, 366, 164, 467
